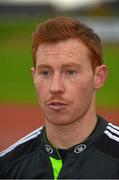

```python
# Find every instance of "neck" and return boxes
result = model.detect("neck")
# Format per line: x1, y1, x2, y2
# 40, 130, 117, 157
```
45, 108, 97, 149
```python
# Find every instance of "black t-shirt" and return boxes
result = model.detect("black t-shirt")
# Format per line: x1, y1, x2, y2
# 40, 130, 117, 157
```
0, 115, 119, 179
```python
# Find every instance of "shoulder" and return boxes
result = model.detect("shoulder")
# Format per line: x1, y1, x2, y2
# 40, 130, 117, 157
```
0, 126, 43, 171
104, 122, 119, 143
95, 122, 119, 159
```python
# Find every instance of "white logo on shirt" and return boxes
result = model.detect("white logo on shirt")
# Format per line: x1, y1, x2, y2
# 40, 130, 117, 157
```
74, 144, 86, 153
45, 144, 53, 154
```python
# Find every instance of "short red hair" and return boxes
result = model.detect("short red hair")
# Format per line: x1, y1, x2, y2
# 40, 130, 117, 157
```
32, 16, 103, 71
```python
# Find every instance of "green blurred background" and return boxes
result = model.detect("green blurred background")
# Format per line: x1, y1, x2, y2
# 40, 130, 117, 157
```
0, 1, 119, 150
0, 17, 119, 108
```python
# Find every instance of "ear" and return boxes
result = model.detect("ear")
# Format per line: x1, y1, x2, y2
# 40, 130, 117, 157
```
94, 65, 108, 89
31, 67, 36, 79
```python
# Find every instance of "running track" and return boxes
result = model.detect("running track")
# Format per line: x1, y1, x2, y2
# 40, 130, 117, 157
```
0, 104, 119, 151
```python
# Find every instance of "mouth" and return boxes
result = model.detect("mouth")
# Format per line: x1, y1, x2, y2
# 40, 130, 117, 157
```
47, 102, 67, 111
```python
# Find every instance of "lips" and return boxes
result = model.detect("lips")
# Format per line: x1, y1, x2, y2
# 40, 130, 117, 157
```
47, 101, 67, 111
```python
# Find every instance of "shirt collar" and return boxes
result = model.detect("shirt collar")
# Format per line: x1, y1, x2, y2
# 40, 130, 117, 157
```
40, 115, 108, 159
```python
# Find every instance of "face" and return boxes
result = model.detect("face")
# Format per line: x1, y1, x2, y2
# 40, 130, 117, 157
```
32, 39, 107, 126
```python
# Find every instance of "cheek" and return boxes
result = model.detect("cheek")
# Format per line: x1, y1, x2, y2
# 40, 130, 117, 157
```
34, 79, 48, 101
79, 80, 92, 92
69, 78, 94, 100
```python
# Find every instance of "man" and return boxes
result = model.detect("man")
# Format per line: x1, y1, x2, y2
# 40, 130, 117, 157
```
0, 16, 119, 179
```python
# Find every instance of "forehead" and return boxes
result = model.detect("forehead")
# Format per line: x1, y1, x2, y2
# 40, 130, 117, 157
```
36, 39, 90, 66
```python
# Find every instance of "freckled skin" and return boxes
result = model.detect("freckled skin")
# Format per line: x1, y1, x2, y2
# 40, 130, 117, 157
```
33, 39, 96, 126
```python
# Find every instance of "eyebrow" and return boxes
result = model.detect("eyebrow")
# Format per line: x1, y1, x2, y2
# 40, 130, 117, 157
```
62, 63, 81, 68
37, 64, 51, 69
37, 63, 81, 69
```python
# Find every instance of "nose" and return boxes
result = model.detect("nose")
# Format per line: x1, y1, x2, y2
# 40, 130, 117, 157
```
50, 73, 65, 95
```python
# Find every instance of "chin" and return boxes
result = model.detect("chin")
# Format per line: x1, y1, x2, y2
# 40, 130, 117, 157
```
44, 114, 76, 126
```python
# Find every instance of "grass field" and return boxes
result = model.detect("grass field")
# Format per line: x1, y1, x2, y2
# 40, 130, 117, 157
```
0, 17, 119, 108
0, 17, 119, 151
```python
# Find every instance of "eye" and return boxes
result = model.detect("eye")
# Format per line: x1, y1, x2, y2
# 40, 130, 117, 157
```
64, 69, 77, 75
39, 70, 52, 77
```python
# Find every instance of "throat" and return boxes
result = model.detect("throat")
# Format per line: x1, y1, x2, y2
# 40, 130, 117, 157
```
45, 116, 97, 149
